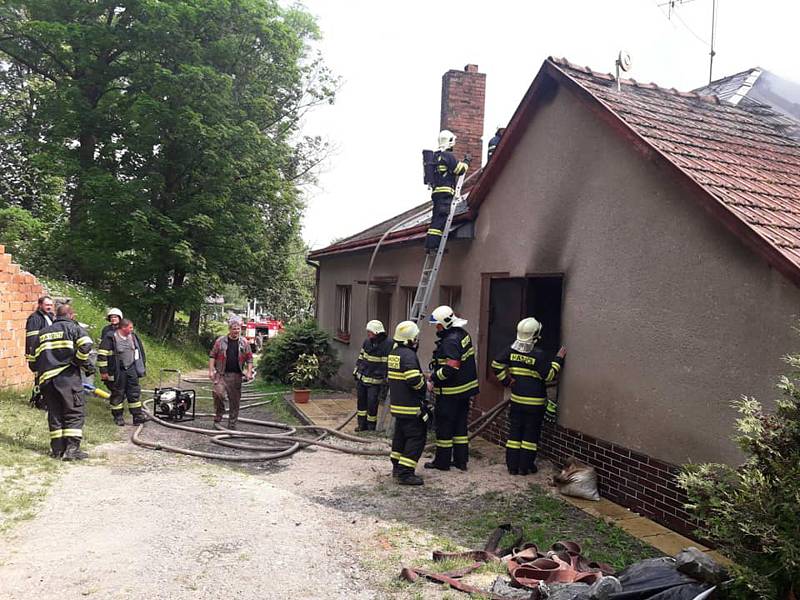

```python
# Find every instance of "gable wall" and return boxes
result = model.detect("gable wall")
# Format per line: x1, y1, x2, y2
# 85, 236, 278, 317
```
462, 81, 800, 467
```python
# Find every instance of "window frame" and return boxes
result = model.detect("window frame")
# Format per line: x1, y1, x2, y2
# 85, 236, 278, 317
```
335, 284, 352, 343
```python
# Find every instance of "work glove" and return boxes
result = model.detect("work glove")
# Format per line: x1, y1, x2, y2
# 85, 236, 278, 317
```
545, 400, 558, 424
463, 153, 472, 165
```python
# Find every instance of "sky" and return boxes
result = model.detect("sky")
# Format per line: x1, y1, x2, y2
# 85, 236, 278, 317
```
297, 0, 800, 249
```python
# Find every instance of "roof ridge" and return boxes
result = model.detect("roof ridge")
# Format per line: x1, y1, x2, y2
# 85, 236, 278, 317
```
548, 56, 719, 103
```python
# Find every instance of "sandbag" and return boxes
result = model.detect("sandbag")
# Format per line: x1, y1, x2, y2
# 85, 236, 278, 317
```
555, 457, 600, 501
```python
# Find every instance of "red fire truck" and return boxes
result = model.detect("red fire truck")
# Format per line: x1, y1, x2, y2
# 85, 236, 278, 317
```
244, 318, 284, 351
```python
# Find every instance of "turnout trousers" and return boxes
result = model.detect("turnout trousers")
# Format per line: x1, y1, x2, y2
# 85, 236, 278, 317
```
42, 373, 85, 457
356, 381, 381, 430
506, 404, 546, 474
213, 372, 242, 428
425, 193, 453, 251
390, 416, 427, 476
109, 365, 143, 419
431, 396, 471, 468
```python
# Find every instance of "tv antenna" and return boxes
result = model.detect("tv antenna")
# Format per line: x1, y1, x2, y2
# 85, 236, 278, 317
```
658, 0, 719, 84
615, 50, 632, 91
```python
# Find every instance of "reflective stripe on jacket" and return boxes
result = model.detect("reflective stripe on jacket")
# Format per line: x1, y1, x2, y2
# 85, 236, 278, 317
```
491, 346, 563, 410
33, 318, 93, 386
431, 327, 479, 400
388, 344, 426, 419
353, 333, 392, 385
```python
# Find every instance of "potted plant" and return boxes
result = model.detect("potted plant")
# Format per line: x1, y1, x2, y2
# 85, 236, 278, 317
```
289, 353, 319, 404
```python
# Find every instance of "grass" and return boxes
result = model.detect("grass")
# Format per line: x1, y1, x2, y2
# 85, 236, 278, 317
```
426, 485, 661, 571
0, 278, 210, 534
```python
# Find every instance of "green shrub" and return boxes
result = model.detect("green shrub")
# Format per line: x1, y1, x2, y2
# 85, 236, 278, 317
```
257, 320, 339, 385
678, 352, 800, 599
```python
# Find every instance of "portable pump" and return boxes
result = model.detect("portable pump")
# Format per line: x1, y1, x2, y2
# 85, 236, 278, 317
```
152, 369, 196, 422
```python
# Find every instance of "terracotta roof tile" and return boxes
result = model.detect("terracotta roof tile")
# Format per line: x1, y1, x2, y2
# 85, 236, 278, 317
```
550, 57, 800, 275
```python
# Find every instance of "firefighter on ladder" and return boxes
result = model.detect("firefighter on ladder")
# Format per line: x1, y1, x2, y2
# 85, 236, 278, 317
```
33, 303, 94, 460
353, 319, 393, 431
491, 317, 566, 475
387, 321, 429, 485
425, 305, 479, 472
425, 130, 469, 254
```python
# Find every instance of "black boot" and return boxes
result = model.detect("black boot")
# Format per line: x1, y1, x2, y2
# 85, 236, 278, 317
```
355, 416, 367, 432
62, 438, 89, 461
424, 460, 450, 471
132, 412, 147, 425
113, 413, 125, 426
398, 471, 424, 486
366, 419, 377, 431
50, 438, 65, 459
453, 463, 468, 472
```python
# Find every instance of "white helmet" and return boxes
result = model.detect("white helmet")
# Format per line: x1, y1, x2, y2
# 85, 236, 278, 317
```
366, 319, 385, 334
516, 317, 542, 343
428, 305, 468, 329
106, 307, 123, 321
437, 129, 456, 151
394, 321, 420, 344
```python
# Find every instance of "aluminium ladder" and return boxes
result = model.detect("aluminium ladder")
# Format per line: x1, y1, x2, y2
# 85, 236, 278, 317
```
408, 172, 466, 323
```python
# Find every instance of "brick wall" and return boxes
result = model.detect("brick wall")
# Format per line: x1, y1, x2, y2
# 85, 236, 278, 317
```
469, 400, 700, 539
440, 64, 486, 168
0, 244, 44, 390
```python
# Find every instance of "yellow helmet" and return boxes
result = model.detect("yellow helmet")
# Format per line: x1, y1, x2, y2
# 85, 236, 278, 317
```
394, 321, 420, 344
516, 317, 542, 343
437, 129, 456, 151
366, 319, 385, 334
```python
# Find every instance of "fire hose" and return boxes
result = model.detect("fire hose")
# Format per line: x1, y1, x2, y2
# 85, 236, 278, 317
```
130, 390, 512, 462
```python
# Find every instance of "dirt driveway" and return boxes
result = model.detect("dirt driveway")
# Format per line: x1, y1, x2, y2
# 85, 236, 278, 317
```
0, 386, 658, 600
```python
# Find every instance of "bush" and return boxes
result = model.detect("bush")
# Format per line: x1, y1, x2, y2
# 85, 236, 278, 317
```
257, 320, 339, 386
678, 351, 800, 599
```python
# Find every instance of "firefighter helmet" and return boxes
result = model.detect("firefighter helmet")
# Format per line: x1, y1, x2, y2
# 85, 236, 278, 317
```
437, 129, 456, 151
428, 305, 468, 329
106, 307, 123, 321
366, 319, 385, 334
516, 317, 542, 343
394, 321, 420, 344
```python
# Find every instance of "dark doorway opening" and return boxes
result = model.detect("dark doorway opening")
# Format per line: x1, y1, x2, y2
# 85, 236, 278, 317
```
487, 275, 564, 376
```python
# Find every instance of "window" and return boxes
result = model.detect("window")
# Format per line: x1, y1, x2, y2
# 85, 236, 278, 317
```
335, 285, 351, 341
402, 287, 418, 320
439, 286, 462, 313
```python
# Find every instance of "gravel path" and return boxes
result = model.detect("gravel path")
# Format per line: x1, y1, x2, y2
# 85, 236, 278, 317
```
0, 392, 561, 600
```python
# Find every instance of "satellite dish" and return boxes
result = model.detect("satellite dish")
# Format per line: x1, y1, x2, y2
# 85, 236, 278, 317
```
617, 51, 632, 72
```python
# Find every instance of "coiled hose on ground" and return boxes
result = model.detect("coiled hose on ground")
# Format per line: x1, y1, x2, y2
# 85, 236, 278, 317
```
131, 380, 511, 462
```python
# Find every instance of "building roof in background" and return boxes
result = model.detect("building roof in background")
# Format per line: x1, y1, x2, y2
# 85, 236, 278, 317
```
468, 57, 800, 286
694, 67, 763, 105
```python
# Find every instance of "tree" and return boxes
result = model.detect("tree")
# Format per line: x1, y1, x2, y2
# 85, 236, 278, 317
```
0, 1, 335, 337
679, 348, 800, 599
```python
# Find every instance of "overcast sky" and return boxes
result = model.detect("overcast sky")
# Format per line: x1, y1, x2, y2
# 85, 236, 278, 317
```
297, 0, 799, 249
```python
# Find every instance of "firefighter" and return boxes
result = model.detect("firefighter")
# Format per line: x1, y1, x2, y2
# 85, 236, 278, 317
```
33, 303, 94, 460
353, 319, 393, 431
100, 307, 123, 340
487, 127, 505, 161
425, 305, 479, 472
387, 321, 428, 486
491, 317, 566, 475
98, 318, 147, 426
425, 130, 469, 253
25, 295, 55, 409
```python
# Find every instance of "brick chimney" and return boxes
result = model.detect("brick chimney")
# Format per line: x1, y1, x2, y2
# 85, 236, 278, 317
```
440, 64, 486, 167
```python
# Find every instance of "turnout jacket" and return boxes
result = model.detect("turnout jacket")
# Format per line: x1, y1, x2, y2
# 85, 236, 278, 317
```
25, 309, 54, 371
97, 329, 147, 382
431, 327, 479, 400
353, 333, 393, 385
431, 150, 468, 196
33, 317, 93, 389
388, 344, 426, 419
491, 346, 563, 413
